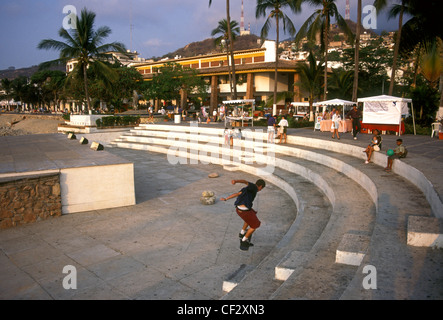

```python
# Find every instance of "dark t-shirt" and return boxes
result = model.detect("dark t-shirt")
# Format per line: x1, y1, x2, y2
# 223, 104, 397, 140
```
267, 116, 276, 126
347, 108, 361, 119
234, 182, 258, 209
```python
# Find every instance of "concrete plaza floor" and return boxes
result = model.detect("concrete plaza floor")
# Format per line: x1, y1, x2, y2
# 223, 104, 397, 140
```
0, 145, 296, 299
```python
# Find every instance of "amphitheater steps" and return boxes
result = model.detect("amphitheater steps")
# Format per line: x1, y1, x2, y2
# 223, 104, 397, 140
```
223, 153, 376, 299
268, 156, 375, 300
110, 125, 443, 299
282, 142, 443, 299
113, 126, 377, 299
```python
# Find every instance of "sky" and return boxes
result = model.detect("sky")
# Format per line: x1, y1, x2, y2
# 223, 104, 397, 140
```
0, 0, 401, 70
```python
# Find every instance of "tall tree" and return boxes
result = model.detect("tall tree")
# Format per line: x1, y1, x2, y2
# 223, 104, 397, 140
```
295, 0, 353, 102
211, 19, 240, 98
374, 0, 414, 95
256, 0, 302, 116
352, 0, 362, 102
209, 0, 238, 100
295, 51, 324, 119
38, 8, 126, 111
329, 69, 355, 100
395, 0, 443, 114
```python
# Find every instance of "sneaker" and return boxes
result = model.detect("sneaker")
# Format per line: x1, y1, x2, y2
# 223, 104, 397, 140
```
365, 160, 369, 164
239, 233, 253, 245
354, 137, 357, 140
239, 229, 248, 238
240, 239, 253, 251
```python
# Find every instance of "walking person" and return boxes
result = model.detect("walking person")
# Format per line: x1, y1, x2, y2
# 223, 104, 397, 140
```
331, 109, 341, 139
347, 104, 362, 140
220, 179, 266, 251
267, 114, 276, 143
277, 116, 289, 144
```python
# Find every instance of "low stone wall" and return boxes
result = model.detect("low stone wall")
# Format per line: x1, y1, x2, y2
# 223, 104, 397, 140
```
0, 173, 62, 229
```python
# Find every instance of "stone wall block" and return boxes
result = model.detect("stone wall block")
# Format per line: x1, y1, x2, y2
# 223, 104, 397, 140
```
0, 173, 62, 229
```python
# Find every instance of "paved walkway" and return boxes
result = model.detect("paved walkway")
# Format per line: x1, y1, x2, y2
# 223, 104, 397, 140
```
0, 146, 296, 299
0, 124, 442, 300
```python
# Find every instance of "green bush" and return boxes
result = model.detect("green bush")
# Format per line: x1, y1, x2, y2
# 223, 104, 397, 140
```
404, 122, 431, 135
96, 115, 140, 128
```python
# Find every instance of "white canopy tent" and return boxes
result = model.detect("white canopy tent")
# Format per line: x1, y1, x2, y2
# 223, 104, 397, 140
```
223, 99, 255, 127
357, 95, 415, 135
313, 98, 355, 119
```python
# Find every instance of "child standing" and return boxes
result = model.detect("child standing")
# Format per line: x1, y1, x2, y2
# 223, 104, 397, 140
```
331, 110, 341, 139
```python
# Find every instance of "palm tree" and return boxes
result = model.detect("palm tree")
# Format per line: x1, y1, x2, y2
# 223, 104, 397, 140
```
295, 51, 324, 119
256, 0, 302, 116
211, 19, 240, 98
295, 0, 353, 101
209, 0, 238, 100
374, 0, 414, 96
419, 41, 442, 90
329, 69, 355, 100
352, 0, 362, 102
38, 8, 126, 111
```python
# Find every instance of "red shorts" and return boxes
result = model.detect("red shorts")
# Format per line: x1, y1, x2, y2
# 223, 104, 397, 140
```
236, 207, 261, 229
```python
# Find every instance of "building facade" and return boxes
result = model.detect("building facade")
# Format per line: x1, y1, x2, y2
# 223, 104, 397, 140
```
132, 41, 305, 112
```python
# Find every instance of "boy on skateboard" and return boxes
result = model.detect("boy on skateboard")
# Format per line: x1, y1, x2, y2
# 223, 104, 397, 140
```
220, 179, 266, 251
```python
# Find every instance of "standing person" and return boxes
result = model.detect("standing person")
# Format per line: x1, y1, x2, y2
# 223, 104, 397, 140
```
267, 115, 277, 143
331, 109, 341, 139
277, 116, 289, 144
220, 179, 266, 251
347, 104, 362, 140
213, 109, 218, 122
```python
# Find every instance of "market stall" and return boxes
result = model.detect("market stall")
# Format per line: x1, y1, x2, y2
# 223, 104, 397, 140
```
223, 99, 255, 127
313, 98, 354, 133
290, 102, 310, 119
357, 95, 414, 136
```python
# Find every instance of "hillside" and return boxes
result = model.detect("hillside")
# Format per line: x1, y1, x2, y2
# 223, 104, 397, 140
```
0, 65, 65, 81
159, 34, 262, 59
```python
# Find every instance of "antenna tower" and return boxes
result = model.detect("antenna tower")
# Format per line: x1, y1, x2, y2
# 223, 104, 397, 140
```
240, 0, 245, 32
345, 0, 350, 20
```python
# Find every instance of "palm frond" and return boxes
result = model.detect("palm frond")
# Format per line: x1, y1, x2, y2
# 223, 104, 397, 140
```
260, 17, 272, 40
